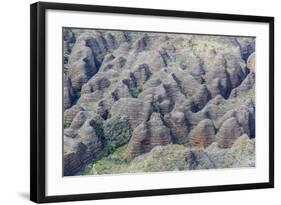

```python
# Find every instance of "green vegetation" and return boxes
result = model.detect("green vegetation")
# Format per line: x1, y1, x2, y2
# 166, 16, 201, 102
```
179, 61, 188, 70
63, 66, 69, 75
123, 31, 132, 42
185, 91, 194, 98
224, 134, 255, 168
103, 115, 132, 148
90, 120, 104, 139
85, 145, 131, 175
94, 143, 118, 161
72, 88, 81, 103
84, 144, 190, 175
220, 88, 254, 111
127, 144, 189, 172
84, 115, 133, 174
129, 86, 143, 98
64, 121, 71, 129
64, 53, 70, 64
68, 42, 75, 50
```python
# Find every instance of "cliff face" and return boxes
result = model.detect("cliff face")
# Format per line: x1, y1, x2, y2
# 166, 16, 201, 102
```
63, 28, 255, 176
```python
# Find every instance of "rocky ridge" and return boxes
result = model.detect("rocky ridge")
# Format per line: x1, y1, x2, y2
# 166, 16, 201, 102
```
63, 28, 255, 176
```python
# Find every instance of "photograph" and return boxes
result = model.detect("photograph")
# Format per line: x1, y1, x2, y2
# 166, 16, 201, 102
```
63, 28, 256, 176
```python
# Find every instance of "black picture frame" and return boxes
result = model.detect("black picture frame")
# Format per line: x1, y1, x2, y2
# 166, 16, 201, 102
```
30, 1, 274, 203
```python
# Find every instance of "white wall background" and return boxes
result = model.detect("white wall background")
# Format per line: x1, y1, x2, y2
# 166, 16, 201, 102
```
0, 0, 279, 204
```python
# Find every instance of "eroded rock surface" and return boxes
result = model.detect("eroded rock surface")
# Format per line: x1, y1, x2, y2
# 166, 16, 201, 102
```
189, 119, 216, 148
63, 28, 255, 176
126, 113, 172, 158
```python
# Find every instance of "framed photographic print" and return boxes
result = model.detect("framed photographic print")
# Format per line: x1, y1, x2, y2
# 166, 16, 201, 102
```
30, 1, 274, 203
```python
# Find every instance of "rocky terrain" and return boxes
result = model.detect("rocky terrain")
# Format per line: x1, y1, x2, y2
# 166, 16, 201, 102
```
63, 28, 255, 176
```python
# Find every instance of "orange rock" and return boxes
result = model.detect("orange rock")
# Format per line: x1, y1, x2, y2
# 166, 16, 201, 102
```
189, 133, 214, 148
